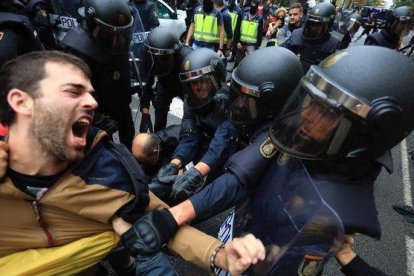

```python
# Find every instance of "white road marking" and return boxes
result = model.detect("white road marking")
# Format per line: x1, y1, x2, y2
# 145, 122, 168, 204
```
400, 139, 414, 276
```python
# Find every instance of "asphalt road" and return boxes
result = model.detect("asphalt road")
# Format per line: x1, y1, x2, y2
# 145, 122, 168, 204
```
126, 31, 414, 275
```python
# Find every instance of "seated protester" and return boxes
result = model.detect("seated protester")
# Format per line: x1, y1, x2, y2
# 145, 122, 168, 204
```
0, 51, 265, 275
132, 124, 181, 178
166, 46, 414, 274
151, 48, 239, 204
265, 7, 287, 46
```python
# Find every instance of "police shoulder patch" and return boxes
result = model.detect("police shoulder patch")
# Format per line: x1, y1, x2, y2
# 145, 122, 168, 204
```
260, 138, 277, 158
40, 9, 47, 17
183, 60, 190, 71
298, 254, 324, 276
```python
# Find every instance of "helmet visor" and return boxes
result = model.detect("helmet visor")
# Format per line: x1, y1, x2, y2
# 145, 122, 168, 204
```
148, 48, 175, 76
181, 74, 217, 109
269, 81, 355, 159
345, 18, 361, 34
91, 17, 133, 54
227, 80, 260, 124
303, 18, 330, 40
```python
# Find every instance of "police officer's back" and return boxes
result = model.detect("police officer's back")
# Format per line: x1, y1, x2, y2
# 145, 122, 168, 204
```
61, 0, 136, 150
365, 6, 413, 50
0, 0, 44, 67
282, 2, 340, 73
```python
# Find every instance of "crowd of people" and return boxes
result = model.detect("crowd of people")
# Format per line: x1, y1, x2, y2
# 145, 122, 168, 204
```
0, 0, 414, 275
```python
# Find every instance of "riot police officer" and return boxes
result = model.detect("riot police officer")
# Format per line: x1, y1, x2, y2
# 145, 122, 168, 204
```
335, 12, 362, 49
168, 46, 414, 274
164, 46, 304, 220
282, 2, 340, 73
61, 0, 136, 150
139, 27, 192, 133
20, 0, 58, 50
0, 0, 44, 67
150, 48, 238, 204
365, 6, 413, 50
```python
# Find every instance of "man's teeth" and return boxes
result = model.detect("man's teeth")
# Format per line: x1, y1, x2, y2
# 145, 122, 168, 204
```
77, 118, 90, 124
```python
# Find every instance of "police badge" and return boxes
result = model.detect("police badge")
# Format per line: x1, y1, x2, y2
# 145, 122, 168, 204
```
260, 138, 277, 158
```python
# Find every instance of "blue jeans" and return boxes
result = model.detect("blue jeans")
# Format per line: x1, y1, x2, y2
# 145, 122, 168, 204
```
136, 252, 178, 276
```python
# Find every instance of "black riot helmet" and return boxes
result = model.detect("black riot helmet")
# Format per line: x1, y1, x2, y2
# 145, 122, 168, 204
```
270, 46, 414, 160
147, 26, 180, 76
179, 48, 225, 111
341, 13, 362, 34
228, 47, 304, 125
389, 6, 413, 37
0, 0, 27, 13
84, 0, 133, 54
302, 2, 336, 41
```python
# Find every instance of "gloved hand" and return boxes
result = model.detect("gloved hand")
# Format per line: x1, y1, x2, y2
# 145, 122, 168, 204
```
121, 209, 178, 256
139, 113, 153, 133
148, 175, 177, 201
170, 167, 204, 202
157, 163, 179, 178
94, 113, 118, 135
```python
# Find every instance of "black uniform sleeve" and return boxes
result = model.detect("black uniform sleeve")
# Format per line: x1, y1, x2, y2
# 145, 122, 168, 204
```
340, 255, 386, 276
256, 16, 263, 49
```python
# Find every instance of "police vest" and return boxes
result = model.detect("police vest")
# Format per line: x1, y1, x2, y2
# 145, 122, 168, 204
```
0, 12, 44, 53
240, 15, 260, 43
229, 11, 239, 33
193, 9, 220, 43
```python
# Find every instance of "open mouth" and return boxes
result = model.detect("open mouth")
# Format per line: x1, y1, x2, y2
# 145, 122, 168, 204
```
72, 118, 90, 148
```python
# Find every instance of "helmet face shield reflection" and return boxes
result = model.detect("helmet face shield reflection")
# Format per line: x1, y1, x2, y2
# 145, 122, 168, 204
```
228, 80, 260, 124
269, 80, 357, 160
345, 18, 361, 34
302, 17, 330, 40
181, 74, 217, 109
91, 17, 133, 54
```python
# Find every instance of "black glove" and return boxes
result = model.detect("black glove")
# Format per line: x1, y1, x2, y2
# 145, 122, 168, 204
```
94, 113, 118, 135
121, 209, 178, 256
157, 163, 179, 178
170, 167, 204, 202
148, 175, 178, 201
139, 113, 153, 133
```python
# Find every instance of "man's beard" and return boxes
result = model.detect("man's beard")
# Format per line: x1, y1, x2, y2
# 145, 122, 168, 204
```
30, 102, 84, 162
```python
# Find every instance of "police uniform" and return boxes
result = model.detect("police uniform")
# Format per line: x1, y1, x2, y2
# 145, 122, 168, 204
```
62, 26, 135, 150
140, 45, 193, 132
0, 11, 44, 67
283, 27, 341, 72
171, 85, 238, 176
24, 0, 58, 50
276, 23, 301, 45
129, 0, 160, 31
192, 6, 223, 50
364, 30, 400, 50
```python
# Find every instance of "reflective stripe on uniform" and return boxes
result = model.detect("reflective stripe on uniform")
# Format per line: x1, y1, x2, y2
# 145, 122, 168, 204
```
194, 14, 219, 43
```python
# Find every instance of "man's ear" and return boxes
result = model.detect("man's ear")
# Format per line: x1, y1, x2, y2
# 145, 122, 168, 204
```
7, 89, 34, 116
